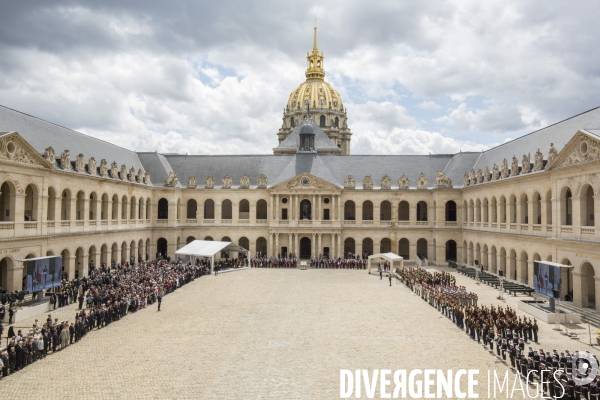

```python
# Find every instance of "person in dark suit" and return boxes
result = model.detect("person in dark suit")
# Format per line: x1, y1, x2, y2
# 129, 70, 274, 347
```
157, 294, 162, 311
69, 323, 75, 344
14, 341, 23, 371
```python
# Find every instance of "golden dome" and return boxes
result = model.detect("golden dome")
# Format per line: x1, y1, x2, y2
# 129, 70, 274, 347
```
285, 25, 344, 113
286, 80, 344, 112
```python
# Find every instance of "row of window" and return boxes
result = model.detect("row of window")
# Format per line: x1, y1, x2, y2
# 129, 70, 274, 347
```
463, 186, 595, 226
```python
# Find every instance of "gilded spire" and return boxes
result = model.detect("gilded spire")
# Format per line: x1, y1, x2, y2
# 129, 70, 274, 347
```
306, 21, 325, 80
313, 19, 318, 51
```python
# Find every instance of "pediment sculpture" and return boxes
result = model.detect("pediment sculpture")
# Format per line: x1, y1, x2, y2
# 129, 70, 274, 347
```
344, 175, 356, 189
381, 175, 391, 189
110, 163, 119, 180
363, 175, 373, 190
492, 163, 499, 180
477, 169, 484, 184
187, 175, 197, 188
44, 147, 55, 166
469, 169, 476, 185
533, 149, 544, 171
463, 172, 469, 187
257, 174, 268, 189
120, 164, 127, 180
128, 167, 136, 182
416, 172, 428, 189
164, 171, 179, 187
205, 175, 215, 189
483, 166, 490, 182
521, 153, 531, 174
137, 169, 144, 183
100, 159, 108, 177
547, 143, 558, 165
222, 175, 232, 189
500, 158, 509, 179
88, 157, 97, 175
239, 174, 250, 189
510, 156, 519, 176
75, 153, 85, 172
398, 173, 409, 189
60, 150, 71, 170
435, 171, 452, 188
144, 171, 151, 185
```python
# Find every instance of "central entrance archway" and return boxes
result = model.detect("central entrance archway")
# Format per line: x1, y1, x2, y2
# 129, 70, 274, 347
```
300, 237, 311, 259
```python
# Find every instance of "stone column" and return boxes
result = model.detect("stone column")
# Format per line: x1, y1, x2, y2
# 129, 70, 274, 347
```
595, 277, 600, 312
572, 197, 582, 230
331, 233, 336, 257
409, 202, 416, 226
311, 233, 315, 257
374, 203, 381, 223
275, 233, 279, 257
315, 195, 320, 220
274, 194, 279, 221
409, 242, 417, 262
270, 194, 275, 220
572, 272, 585, 308
317, 233, 322, 256
527, 259, 534, 286
312, 195, 316, 220
5, 261, 22, 292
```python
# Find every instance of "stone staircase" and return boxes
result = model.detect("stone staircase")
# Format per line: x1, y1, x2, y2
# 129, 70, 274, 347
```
558, 301, 600, 327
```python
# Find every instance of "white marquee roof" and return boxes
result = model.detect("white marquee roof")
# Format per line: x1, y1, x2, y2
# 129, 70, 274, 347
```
368, 252, 403, 262
175, 240, 248, 258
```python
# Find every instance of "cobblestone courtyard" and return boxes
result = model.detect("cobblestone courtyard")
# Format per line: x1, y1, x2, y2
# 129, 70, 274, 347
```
2, 267, 598, 399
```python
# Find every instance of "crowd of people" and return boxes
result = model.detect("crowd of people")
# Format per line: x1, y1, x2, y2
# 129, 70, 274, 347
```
250, 254, 371, 269
0, 259, 205, 378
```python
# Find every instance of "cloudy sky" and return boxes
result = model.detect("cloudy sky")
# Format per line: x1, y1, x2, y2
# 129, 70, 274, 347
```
1, 1, 599, 155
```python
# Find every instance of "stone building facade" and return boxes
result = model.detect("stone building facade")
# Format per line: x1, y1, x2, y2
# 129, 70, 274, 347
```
0, 31, 599, 313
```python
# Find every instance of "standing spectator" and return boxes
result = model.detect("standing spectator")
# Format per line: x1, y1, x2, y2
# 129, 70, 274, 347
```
157, 294, 162, 311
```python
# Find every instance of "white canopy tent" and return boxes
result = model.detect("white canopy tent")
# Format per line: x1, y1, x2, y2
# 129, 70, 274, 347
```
367, 252, 404, 275
175, 240, 249, 273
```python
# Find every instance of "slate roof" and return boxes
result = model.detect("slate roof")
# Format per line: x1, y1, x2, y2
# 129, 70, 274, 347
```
472, 106, 600, 171
0, 105, 145, 171
274, 118, 342, 153
2, 103, 599, 189
161, 153, 458, 189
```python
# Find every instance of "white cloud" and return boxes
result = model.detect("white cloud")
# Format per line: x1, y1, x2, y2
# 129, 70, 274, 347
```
417, 100, 441, 110
435, 103, 526, 134
0, 0, 599, 155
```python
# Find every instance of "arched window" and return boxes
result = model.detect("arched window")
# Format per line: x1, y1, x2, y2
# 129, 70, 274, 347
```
239, 199, 250, 219
76, 191, 85, 220
344, 201, 355, 220
204, 199, 215, 219
380, 201, 391, 221
445, 201, 457, 221
111, 194, 119, 220
47, 187, 56, 221
398, 239, 409, 259
61, 189, 72, 221
23, 184, 37, 221
416, 201, 428, 221
344, 238, 355, 256
362, 238, 373, 256
221, 200, 232, 219
300, 199, 312, 220
398, 201, 409, 221
157, 198, 169, 220
256, 200, 268, 220
562, 188, 572, 226
334, 117, 339, 128
581, 185, 595, 227
319, 115, 326, 127
362, 201, 373, 220
187, 199, 197, 219
101, 193, 109, 220
89, 192, 97, 221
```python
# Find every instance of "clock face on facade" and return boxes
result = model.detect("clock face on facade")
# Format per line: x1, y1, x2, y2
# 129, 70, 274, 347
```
301, 177, 310, 186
